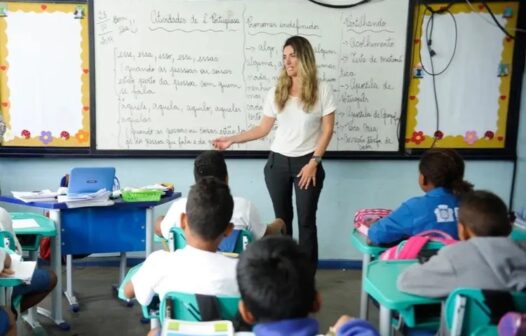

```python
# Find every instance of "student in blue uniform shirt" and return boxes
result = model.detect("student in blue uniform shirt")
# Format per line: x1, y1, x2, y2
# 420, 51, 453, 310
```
237, 235, 379, 336
368, 149, 473, 245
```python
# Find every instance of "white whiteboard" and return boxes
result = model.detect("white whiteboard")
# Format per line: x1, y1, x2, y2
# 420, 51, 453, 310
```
94, 0, 409, 152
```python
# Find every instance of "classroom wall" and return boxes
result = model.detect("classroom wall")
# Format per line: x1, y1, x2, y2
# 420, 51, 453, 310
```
0, 155, 516, 261
0, 63, 524, 263
512, 59, 526, 211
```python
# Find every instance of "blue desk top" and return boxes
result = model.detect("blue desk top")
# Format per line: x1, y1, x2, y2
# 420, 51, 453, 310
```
0, 193, 181, 210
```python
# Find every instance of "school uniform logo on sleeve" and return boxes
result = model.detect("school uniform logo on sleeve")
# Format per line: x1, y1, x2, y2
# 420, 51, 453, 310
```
434, 204, 455, 222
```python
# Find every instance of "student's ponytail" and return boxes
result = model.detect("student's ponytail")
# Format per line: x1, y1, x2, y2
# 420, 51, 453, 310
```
451, 178, 474, 197
419, 148, 474, 196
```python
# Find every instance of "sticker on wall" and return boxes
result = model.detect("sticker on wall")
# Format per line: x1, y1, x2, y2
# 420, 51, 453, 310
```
503, 7, 513, 18
0, 3, 7, 17
413, 63, 424, 78
74, 6, 84, 19
498, 63, 509, 77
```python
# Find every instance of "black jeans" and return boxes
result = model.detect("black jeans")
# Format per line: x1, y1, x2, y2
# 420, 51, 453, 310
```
264, 151, 325, 268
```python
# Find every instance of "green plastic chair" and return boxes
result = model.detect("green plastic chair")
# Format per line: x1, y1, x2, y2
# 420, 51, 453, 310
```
169, 227, 253, 254
0, 231, 16, 252
118, 263, 161, 329
471, 326, 497, 336
159, 291, 240, 325
445, 288, 526, 336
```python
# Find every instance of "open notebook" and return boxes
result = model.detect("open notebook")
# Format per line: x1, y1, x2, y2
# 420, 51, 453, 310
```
161, 319, 234, 336
5, 254, 36, 284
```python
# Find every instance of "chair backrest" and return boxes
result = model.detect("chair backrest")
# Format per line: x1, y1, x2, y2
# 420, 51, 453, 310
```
159, 291, 240, 325
169, 227, 187, 252
0, 230, 16, 251
445, 288, 526, 336
169, 227, 253, 254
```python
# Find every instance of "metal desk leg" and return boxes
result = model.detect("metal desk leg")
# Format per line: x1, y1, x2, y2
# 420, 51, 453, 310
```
379, 306, 393, 336
48, 210, 70, 330
359, 253, 371, 320
64, 254, 79, 312
146, 207, 153, 256
119, 252, 127, 283
22, 250, 43, 330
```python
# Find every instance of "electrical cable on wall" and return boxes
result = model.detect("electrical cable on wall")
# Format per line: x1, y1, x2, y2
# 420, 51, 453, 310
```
482, 1, 514, 39
465, 0, 525, 34
414, 3, 458, 148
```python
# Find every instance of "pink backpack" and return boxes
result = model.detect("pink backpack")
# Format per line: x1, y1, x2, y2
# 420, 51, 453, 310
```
353, 208, 392, 236
380, 230, 458, 261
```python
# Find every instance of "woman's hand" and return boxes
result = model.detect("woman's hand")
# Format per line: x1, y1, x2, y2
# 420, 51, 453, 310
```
297, 160, 318, 190
212, 136, 234, 150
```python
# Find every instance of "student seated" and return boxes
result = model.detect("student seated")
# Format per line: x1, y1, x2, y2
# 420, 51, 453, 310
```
398, 190, 526, 298
368, 148, 473, 245
155, 150, 284, 241
124, 176, 239, 307
0, 208, 57, 313
237, 235, 379, 336
0, 250, 17, 336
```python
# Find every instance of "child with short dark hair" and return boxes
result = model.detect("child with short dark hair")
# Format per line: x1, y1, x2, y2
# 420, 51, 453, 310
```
368, 148, 473, 245
237, 235, 379, 336
155, 150, 284, 240
124, 176, 239, 306
398, 190, 526, 298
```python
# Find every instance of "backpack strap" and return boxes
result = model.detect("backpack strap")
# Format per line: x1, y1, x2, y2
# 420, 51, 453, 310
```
396, 236, 431, 259
417, 229, 455, 240
195, 294, 221, 321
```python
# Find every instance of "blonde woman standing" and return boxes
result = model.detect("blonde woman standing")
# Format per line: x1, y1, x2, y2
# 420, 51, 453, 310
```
213, 36, 336, 270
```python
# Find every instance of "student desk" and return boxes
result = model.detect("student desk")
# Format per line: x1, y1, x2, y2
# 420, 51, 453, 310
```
350, 229, 388, 319
11, 212, 56, 253
364, 260, 441, 336
10, 212, 62, 329
0, 193, 179, 321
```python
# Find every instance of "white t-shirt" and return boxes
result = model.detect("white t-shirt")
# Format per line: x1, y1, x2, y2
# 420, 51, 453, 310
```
160, 197, 267, 240
131, 246, 239, 306
263, 81, 336, 157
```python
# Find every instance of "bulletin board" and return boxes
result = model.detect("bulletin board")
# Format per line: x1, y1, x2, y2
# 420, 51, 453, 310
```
405, 0, 524, 154
0, 1, 90, 151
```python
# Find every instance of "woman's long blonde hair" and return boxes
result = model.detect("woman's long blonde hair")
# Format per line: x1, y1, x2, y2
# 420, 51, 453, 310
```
275, 36, 318, 112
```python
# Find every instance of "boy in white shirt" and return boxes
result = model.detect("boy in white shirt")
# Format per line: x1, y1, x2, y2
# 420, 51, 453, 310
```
124, 176, 239, 307
155, 150, 284, 240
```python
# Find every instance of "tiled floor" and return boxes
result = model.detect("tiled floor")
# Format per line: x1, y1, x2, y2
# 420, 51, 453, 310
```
20, 260, 378, 336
